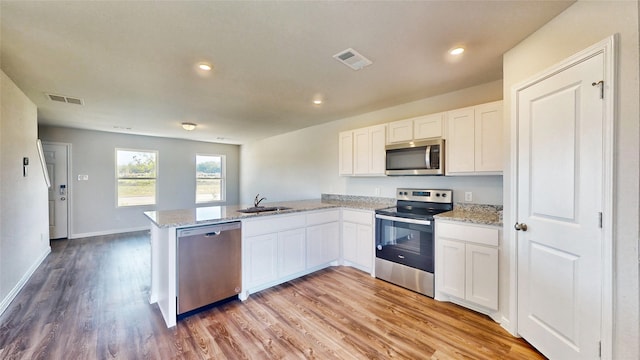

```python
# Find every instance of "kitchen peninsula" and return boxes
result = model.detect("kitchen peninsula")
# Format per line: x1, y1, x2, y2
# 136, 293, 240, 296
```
144, 195, 394, 327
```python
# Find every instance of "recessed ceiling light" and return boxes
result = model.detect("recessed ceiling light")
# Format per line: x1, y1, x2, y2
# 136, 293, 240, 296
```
197, 62, 212, 71
450, 47, 465, 55
181, 122, 197, 131
313, 99, 323, 105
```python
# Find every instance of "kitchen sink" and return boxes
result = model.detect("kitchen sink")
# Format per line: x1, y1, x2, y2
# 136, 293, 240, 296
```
237, 206, 292, 214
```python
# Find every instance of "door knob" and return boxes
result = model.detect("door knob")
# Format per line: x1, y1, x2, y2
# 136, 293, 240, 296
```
60, 197, 66, 201
514, 222, 528, 231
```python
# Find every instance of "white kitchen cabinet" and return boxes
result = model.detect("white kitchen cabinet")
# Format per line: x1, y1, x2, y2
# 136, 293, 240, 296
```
306, 209, 340, 269
242, 210, 340, 297
338, 131, 353, 175
387, 113, 444, 144
245, 233, 279, 289
446, 100, 503, 175
387, 119, 413, 143
414, 112, 445, 140
306, 222, 340, 269
341, 209, 374, 274
435, 221, 499, 312
339, 124, 386, 176
278, 228, 306, 278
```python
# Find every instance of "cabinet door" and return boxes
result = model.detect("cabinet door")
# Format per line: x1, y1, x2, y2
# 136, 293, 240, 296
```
474, 101, 503, 172
245, 233, 278, 289
465, 243, 499, 310
342, 222, 358, 264
355, 223, 373, 270
414, 113, 444, 140
278, 228, 306, 278
446, 107, 475, 173
368, 124, 386, 175
438, 239, 466, 299
338, 131, 353, 175
353, 128, 370, 174
387, 119, 413, 143
306, 222, 339, 268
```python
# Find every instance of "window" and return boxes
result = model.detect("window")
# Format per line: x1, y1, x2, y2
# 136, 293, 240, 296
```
196, 154, 225, 203
116, 149, 157, 207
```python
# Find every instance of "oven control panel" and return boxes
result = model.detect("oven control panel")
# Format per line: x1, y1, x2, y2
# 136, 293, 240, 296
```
396, 188, 453, 204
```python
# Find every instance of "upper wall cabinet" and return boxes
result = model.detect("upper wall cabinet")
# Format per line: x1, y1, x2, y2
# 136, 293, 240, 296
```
387, 113, 445, 144
446, 101, 503, 175
339, 124, 386, 176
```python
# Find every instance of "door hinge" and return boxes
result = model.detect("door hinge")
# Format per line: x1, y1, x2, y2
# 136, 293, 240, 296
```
598, 212, 603, 228
592, 80, 604, 99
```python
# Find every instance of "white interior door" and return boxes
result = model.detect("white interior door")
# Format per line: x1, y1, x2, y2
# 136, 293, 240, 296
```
43, 143, 69, 239
516, 53, 604, 359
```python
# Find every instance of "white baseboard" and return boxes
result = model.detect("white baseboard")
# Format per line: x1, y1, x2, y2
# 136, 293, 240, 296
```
0, 246, 51, 317
69, 226, 150, 239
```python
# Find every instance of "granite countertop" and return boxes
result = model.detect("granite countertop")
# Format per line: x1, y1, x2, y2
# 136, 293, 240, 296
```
434, 203, 503, 227
144, 194, 396, 228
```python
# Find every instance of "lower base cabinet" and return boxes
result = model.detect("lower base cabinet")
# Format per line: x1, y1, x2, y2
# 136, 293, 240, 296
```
435, 221, 500, 313
242, 210, 340, 297
341, 209, 374, 274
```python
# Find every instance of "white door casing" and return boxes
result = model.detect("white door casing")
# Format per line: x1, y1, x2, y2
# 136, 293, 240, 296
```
513, 37, 614, 359
43, 143, 70, 239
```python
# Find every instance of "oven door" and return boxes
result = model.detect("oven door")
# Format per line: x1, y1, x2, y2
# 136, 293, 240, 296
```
375, 214, 434, 272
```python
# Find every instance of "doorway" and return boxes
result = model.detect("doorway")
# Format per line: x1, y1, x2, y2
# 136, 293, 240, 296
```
512, 37, 614, 359
43, 142, 70, 239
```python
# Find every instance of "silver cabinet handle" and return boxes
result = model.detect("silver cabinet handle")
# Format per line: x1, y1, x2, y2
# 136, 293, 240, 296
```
514, 223, 528, 231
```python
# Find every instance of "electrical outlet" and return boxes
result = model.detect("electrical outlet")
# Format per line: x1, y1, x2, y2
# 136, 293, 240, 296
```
465, 192, 473, 202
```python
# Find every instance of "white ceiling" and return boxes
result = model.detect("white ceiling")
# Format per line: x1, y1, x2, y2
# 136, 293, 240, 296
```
0, 1, 574, 145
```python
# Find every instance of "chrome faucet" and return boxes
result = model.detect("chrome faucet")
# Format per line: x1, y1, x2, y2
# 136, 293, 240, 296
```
254, 194, 266, 208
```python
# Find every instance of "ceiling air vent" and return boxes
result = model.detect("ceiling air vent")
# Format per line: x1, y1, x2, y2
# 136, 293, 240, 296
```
46, 93, 84, 105
333, 48, 372, 71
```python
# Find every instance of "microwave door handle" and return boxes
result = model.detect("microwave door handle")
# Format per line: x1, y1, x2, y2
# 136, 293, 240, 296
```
425, 145, 431, 169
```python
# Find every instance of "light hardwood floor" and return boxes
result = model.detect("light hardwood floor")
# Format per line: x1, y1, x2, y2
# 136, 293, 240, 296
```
0, 231, 545, 359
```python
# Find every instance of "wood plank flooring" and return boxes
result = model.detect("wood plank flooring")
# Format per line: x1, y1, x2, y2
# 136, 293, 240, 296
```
0, 231, 545, 359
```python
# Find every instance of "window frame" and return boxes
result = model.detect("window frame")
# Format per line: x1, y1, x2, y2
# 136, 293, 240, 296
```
195, 153, 226, 204
115, 148, 158, 207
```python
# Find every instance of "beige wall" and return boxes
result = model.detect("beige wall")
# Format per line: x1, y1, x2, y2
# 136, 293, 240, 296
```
38, 126, 241, 237
0, 71, 50, 315
240, 80, 504, 206
502, 0, 639, 358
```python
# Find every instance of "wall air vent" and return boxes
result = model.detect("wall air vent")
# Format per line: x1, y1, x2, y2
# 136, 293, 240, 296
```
46, 93, 84, 105
332, 48, 372, 71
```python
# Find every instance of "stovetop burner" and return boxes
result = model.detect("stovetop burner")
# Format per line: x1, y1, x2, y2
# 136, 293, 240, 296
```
375, 188, 453, 221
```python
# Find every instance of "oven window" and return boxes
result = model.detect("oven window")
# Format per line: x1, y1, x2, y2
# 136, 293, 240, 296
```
380, 223, 423, 254
376, 217, 434, 272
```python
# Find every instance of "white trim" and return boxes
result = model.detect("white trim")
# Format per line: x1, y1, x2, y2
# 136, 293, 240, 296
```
509, 35, 615, 358
0, 246, 51, 316
69, 226, 150, 239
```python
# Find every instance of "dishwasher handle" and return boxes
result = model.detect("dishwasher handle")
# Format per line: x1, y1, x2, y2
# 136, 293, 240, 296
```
177, 221, 241, 238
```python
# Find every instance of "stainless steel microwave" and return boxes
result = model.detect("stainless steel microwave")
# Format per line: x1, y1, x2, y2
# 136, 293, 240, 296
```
385, 138, 444, 176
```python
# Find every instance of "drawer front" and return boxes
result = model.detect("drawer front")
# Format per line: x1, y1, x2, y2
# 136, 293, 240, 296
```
242, 213, 307, 237
342, 209, 373, 225
436, 221, 499, 247
306, 209, 340, 226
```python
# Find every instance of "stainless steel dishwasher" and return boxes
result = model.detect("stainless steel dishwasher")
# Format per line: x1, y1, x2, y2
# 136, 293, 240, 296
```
176, 222, 241, 315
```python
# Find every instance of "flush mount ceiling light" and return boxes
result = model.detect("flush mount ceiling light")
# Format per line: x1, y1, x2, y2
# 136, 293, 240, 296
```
181, 122, 197, 131
449, 47, 465, 55
313, 99, 323, 105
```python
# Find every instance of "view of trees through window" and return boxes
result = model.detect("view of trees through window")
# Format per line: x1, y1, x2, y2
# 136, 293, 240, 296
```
196, 154, 224, 203
116, 149, 157, 206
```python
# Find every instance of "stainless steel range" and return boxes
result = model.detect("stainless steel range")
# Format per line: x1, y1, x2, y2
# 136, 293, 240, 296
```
374, 188, 453, 297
